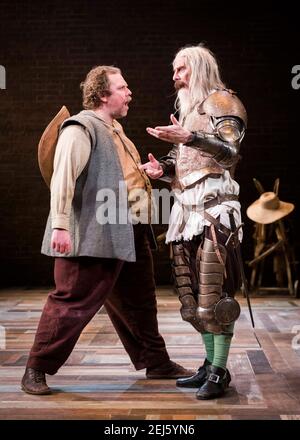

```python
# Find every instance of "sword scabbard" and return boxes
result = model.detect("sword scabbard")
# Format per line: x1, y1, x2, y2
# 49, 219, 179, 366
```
227, 209, 255, 328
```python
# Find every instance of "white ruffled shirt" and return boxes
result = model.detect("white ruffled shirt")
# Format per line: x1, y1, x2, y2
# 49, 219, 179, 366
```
166, 170, 243, 243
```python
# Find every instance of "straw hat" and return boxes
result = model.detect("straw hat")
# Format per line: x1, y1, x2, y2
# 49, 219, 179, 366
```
38, 106, 70, 187
246, 192, 294, 224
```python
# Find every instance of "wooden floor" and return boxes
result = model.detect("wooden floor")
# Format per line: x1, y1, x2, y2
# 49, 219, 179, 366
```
0, 287, 299, 420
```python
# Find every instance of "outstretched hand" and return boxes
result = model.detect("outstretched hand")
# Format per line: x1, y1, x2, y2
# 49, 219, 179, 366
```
146, 114, 192, 144
139, 153, 163, 179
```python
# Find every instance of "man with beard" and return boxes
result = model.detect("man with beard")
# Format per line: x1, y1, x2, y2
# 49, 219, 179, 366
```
141, 44, 247, 399
21, 65, 192, 395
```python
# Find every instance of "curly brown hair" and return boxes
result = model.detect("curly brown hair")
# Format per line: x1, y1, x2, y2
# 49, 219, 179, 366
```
80, 65, 121, 109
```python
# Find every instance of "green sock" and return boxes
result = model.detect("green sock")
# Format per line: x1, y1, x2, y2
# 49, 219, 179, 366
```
201, 332, 214, 363
212, 324, 234, 370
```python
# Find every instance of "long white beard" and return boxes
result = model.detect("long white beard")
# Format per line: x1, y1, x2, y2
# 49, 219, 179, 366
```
178, 89, 205, 131
177, 88, 192, 124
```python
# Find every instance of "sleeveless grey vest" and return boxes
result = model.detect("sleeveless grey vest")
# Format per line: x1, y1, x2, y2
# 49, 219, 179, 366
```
41, 110, 136, 262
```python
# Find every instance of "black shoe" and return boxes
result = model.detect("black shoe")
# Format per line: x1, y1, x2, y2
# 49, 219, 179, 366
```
176, 358, 211, 388
196, 365, 231, 400
21, 367, 51, 395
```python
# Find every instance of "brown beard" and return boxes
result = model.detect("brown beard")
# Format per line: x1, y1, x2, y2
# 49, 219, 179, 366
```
174, 80, 185, 91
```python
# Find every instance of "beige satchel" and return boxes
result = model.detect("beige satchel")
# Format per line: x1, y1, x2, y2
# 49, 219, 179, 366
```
38, 106, 70, 187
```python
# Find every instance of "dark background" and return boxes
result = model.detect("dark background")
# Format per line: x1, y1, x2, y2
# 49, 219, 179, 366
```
0, 0, 299, 287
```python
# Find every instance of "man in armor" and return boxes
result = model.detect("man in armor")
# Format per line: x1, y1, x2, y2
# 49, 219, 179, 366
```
141, 44, 247, 399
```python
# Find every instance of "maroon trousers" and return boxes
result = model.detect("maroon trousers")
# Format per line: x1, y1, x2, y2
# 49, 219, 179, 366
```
27, 225, 170, 374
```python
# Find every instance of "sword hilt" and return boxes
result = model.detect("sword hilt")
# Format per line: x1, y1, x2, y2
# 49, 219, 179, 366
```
225, 224, 244, 247
226, 208, 244, 247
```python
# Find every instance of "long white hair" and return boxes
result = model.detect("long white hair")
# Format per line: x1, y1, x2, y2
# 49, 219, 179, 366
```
173, 44, 226, 121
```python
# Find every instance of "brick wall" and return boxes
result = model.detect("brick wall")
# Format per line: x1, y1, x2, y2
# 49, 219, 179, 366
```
0, 0, 299, 287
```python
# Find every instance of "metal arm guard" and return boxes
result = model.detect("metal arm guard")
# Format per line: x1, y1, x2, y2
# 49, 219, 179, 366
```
185, 117, 243, 168
186, 89, 247, 168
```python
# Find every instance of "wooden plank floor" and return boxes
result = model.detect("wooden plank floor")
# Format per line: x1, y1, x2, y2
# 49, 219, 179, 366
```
0, 287, 299, 420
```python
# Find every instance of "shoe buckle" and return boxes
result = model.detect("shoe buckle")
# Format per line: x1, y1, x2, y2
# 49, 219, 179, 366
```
208, 373, 220, 383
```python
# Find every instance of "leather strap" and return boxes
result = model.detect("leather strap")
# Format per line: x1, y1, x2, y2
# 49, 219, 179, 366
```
210, 224, 226, 266
179, 194, 238, 236
203, 194, 239, 210
203, 211, 231, 237
210, 224, 227, 278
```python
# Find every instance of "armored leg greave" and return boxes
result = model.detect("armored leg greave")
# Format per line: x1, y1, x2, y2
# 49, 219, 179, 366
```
171, 226, 240, 335
171, 242, 204, 332
196, 236, 229, 334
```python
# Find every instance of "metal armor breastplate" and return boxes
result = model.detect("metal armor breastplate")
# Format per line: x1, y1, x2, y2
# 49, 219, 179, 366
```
174, 108, 224, 190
